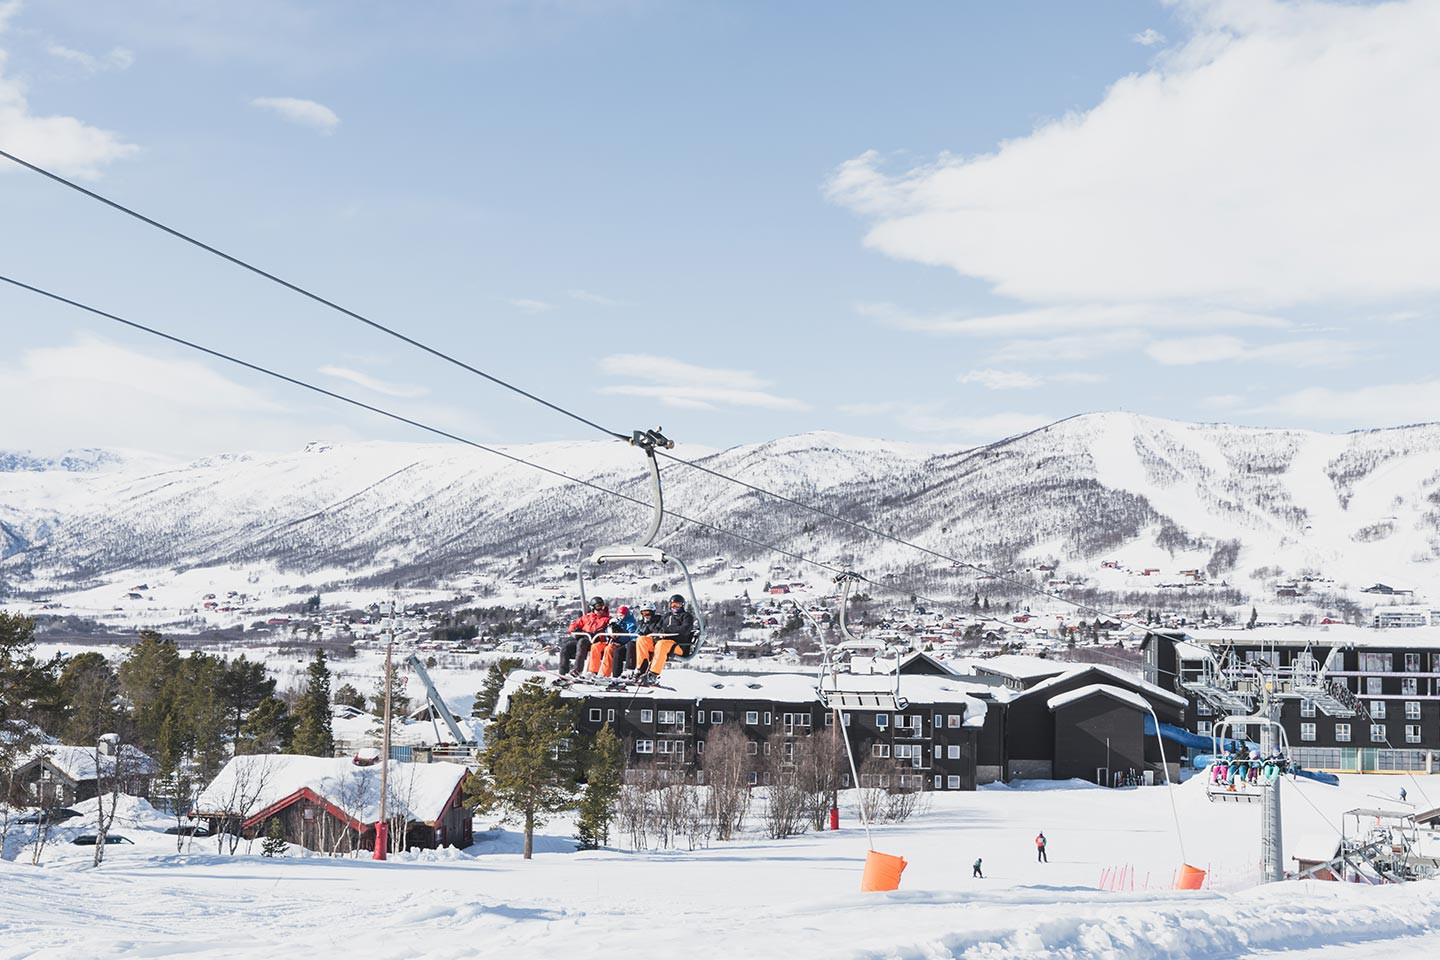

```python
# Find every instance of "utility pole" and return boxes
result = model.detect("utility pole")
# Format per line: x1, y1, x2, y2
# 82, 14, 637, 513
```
375, 600, 396, 861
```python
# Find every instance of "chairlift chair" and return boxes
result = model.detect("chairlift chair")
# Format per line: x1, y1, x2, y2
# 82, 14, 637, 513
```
1204, 715, 1292, 803
816, 572, 908, 712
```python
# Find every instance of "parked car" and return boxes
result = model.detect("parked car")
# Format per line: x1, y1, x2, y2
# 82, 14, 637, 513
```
71, 834, 134, 846
163, 824, 212, 837
14, 807, 82, 825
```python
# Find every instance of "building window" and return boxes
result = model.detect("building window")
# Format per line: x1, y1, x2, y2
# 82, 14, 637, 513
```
1300, 723, 1316, 742
1371, 701, 1387, 720
1406, 701, 1421, 720
1299, 700, 1315, 718
872, 743, 890, 758
711, 711, 723, 724
1197, 721, 1211, 736
1335, 723, 1351, 742
1370, 724, 1387, 743
893, 713, 905, 728
842, 714, 851, 726
697, 740, 705, 754
607, 709, 615, 723
1361, 652, 1393, 673
1198, 700, 1215, 717
1402, 678, 1419, 696
934, 775, 943, 789
658, 740, 672, 754
1433, 654, 1440, 672
636, 739, 654, 754
763, 712, 772, 725
1404, 653, 1421, 672
745, 711, 759, 725
947, 745, 961, 760
875, 714, 889, 729
947, 715, 961, 728
1406, 725, 1422, 743
947, 776, 962, 789
823, 714, 834, 727
589, 709, 602, 722
1366, 677, 1383, 695
746, 741, 758, 756
748, 772, 758, 785
763, 742, 771, 756
895, 744, 914, 759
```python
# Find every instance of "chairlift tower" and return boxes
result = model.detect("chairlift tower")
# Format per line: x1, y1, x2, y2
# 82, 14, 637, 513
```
1179, 643, 1355, 884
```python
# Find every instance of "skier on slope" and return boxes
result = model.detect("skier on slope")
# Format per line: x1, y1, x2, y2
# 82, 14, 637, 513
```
972, 857, 983, 879
1035, 831, 1047, 863
561, 597, 610, 677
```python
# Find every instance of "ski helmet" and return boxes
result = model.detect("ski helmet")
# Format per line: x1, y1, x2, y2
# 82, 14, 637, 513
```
590, 596, 607, 609
669, 594, 686, 605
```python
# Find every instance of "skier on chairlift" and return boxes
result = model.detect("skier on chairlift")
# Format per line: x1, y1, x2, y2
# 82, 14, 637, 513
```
632, 594, 696, 685
561, 597, 610, 677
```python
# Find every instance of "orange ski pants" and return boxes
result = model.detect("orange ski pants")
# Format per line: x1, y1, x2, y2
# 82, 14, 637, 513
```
634, 635, 679, 675
586, 640, 623, 675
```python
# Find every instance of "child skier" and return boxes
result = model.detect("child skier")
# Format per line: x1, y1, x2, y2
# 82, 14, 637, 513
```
1035, 832, 1047, 863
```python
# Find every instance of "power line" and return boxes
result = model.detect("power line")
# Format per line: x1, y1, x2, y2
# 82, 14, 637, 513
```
0, 148, 628, 444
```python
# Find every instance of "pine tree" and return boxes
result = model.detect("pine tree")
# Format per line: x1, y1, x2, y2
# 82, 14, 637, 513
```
291, 650, 334, 757
117, 631, 181, 750
334, 683, 366, 710
260, 817, 287, 857
473, 658, 522, 719
465, 679, 577, 859
575, 723, 624, 849
240, 696, 295, 754
1248, 606, 1259, 629
217, 655, 276, 743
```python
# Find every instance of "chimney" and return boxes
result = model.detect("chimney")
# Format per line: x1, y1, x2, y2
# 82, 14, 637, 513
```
98, 733, 119, 757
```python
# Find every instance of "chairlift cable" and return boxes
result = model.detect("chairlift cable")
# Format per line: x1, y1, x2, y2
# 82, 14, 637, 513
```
0, 149, 629, 444
0, 147, 1214, 637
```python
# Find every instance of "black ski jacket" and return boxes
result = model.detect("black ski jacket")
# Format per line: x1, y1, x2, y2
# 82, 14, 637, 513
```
660, 608, 697, 650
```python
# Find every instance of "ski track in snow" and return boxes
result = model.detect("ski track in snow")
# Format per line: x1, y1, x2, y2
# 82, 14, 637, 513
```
4, 776, 1439, 959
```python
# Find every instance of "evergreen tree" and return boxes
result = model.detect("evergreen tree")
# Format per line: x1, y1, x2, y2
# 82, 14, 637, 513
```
260, 817, 287, 857
217, 655, 276, 743
333, 683, 366, 710
472, 658, 522, 719
1248, 606, 1259, 629
117, 631, 182, 750
57, 653, 122, 743
465, 679, 577, 859
0, 612, 62, 730
291, 650, 334, 757
239, 696, 295, 754
575, 724, 624, 849
178, 652, 229, 779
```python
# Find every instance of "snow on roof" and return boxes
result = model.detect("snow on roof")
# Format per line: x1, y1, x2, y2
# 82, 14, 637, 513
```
194, 755, 467, 826
1046, 683, 1150, 713
497, 669, 990, 727
1020, 663, 1187, 708
1183, 625, 1440, 650
25, 744, 156, 781
1291, 832, 1343, 863
963, 654, 1072, 682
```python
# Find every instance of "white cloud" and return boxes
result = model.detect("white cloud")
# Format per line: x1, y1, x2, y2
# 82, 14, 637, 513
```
506, 298, 554, 314
0, 337, 351, 456
987, 330, 1149, 364
318, 365, 428, 399
597, 354, 809, 412
1145, 335, 1358, 368
0, 12, 137, 178
1132, 28, 1166, 47
857, 301, 1289, 337
828, 0, 1440, 307
569, 289, 623, 306
251, 96, 339, 134
957, 368, 1106, 390
47, 44, 134, 73
838, 400, 1052, 441
1252, 380, 1440, 426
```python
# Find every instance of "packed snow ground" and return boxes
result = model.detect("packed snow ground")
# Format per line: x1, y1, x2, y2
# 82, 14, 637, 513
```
3, 774, 1438, 958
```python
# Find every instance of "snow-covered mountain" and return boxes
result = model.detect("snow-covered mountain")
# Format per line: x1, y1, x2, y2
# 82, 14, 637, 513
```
3, 414, 1439, 606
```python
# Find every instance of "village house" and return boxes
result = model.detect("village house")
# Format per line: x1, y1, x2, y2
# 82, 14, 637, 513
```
16, 739, 157, 807
193, 755, 472, 853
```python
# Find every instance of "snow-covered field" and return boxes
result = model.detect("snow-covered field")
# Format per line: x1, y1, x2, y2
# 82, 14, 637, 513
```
4, 774, 1437, 959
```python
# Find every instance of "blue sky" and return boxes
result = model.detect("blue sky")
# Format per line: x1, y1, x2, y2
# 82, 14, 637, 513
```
2, 0, 1438, 457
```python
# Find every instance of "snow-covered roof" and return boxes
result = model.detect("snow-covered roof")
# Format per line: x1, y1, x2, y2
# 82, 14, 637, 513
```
194, 755, 468, 826
963, 654, 1072, 682
24, 744, 156, 781
1046, 683, 1150, 713
497, 669, 989, 727
1019, 663, 1187, 708
1182, 625, 1440, 650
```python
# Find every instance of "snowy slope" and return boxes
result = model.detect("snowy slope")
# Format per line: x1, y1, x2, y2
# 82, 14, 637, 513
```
3, 414, 1439, 604
2, 774, 1438, 959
